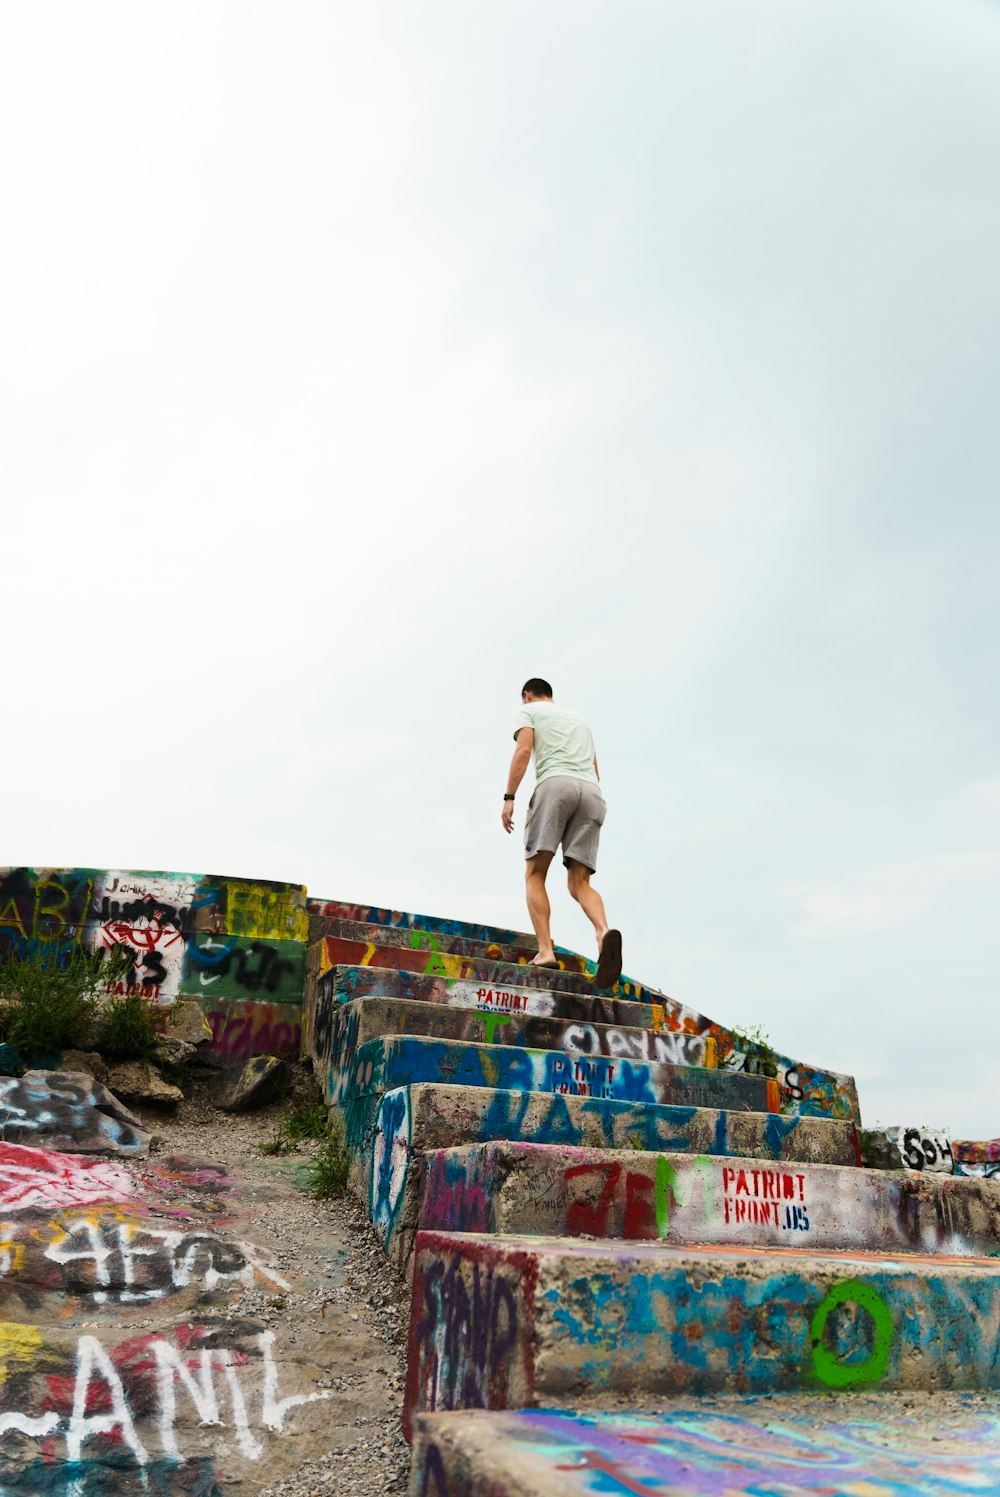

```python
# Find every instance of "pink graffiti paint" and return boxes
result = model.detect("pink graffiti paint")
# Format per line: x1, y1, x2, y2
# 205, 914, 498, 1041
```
0, 1141, 133, 1210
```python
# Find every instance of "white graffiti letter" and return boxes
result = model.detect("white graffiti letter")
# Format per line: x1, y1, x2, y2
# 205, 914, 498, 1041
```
66, 1335, 148, 1464
258, 1330, 331, 1431
152, 1340, 221, 1457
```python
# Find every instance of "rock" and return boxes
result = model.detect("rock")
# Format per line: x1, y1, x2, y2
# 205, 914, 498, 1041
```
0, 1042, 24, 1075
153, 1034, 198, 1069
214, 1054, 288, 1113
0, 1070, 149, 1154
162, 997, 213, 1048
57, 1049, 109, 1084
104, 1060, 183, 1107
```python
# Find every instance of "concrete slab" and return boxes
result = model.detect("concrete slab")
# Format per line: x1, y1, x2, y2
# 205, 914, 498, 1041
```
404, 1231, 1000, 1430
327, 996, 718, 1086
420, 1141, 1000, 1257
345, 1084, 860, 1271
339, 1035, 776, 1114
307, 897, 535, 947
409, 1395, 1000, 1497
322, 918, 596, 975
311, 959, 860, 1123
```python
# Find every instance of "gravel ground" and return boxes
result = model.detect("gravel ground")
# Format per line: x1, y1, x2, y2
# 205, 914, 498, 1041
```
129, 1068, 413, 1497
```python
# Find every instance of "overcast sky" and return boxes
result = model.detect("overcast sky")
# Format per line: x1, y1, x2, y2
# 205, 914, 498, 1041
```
2, 0, 998, 1135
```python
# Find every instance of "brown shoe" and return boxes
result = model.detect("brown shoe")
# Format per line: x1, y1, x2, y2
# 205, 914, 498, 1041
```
595, 929, 622, 989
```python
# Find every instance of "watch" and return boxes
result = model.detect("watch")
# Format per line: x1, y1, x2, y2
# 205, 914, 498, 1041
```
503, 794, 515, 801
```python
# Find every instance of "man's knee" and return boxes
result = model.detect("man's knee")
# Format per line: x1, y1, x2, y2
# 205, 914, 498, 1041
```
566, 861, 591, 900
526, 852, 553, 882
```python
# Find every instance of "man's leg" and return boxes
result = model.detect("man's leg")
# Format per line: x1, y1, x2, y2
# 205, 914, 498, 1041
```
566, 859, 609, 946
525, 851, 557, 965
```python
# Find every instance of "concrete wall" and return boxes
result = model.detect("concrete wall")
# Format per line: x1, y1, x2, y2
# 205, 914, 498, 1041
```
0, 866, 307, 1061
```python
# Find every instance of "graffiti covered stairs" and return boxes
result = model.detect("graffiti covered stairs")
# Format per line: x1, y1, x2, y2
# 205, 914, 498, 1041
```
299, 899, 1000, 1494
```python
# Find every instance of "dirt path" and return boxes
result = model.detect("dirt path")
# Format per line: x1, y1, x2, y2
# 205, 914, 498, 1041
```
122, 1078, 412, 1497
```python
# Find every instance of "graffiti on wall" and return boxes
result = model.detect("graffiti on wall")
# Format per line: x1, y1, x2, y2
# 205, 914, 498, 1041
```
343, 1037, 773, 1113
406, 1235, 1000, 1430
0, 867, 307, 1010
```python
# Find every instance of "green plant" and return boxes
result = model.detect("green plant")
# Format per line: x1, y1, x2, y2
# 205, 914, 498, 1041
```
625, 1134, 646, 1150
308, 1118, 351, 1199
0, 946, 131, 1057
725, 1022, 779, 1077
286, 1099, 328, 1141
261, 1131, 295, 1156
96, 989, 160, 1059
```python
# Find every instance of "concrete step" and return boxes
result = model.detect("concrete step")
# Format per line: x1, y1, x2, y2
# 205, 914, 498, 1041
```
307, 897, 535, 947
345, 1083, 860, 1272
313, 917, 596, 974
324, 995, 720, 1085
409, 1395, 1000, 1497
403, 1231, 1000, 1432
318, 933, 635, 998
314, 958, 862, 1125
339, 1034, 777, 1114
419, 1141, 1000, 1257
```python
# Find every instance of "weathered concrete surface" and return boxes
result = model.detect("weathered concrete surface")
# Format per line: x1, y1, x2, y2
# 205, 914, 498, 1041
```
312, 960, 860, 1123
344, 1084, 861, 1271
404, 1231, 1000, 1431
307, 898, 534, 948
420, 1141, 1000, 1257
409, 1395, 1000, 1497
861, 1125, 955, 1173
327, 996, 718, 1085
0, 1132, 393, 1493
340, 1035, 776, 1114
323, 917, 596, 975
0, 1070, 150, 1154
955, 1137, 1000, 1165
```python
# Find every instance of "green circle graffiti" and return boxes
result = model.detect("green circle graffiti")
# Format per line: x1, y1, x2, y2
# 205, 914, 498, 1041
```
809, 1279, 893, 1388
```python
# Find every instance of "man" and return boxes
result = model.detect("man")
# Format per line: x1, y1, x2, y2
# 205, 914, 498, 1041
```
501, 677, 623, 989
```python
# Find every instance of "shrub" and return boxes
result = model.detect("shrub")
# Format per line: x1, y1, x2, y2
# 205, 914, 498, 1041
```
96, 989, 160, 1059
308, 1118, 351, 1199
0, 946, 131, 1057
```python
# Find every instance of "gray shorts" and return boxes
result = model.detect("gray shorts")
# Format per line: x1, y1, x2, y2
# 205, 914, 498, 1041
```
524, 775, 606, 873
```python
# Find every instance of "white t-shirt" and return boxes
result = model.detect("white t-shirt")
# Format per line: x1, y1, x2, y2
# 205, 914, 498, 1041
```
512, 700, 600, 785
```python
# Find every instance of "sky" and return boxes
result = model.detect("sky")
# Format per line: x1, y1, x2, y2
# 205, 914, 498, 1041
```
1, 0, 998, 1134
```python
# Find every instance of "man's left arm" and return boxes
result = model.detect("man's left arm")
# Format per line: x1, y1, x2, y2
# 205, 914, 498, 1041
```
502, 728, 533, 833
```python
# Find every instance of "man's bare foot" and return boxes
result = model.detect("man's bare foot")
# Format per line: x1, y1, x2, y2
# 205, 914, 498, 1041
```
531, 952, 560, 969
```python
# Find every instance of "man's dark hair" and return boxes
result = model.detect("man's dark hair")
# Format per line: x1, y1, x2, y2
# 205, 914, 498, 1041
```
522, 678, 553, 698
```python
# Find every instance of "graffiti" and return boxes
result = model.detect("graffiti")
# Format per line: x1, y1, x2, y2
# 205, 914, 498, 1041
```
370, 1088, 411, 1246
308, 898, 526, 946
409, 1246, 529, 1424
809, 1279, 893, 1388
0, 1073, 147, 1154
412, 1404, 1000, 1497
0, 1324, 329, 1468
317, 960, 859, 1121
408, 1234, 1000, 1420
341, 1037, 771, 1113
420, 1146, 1000, 1258
98, 913, 185, 1004
954, 1137, 1000, 1165
183, 934, 304, 1003
0, 1206, 289, 1304
220, 879, 307, 942
0, 1142, 133, 1211
862, 1126, 955, 1173
204, 1003, 301, 1061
